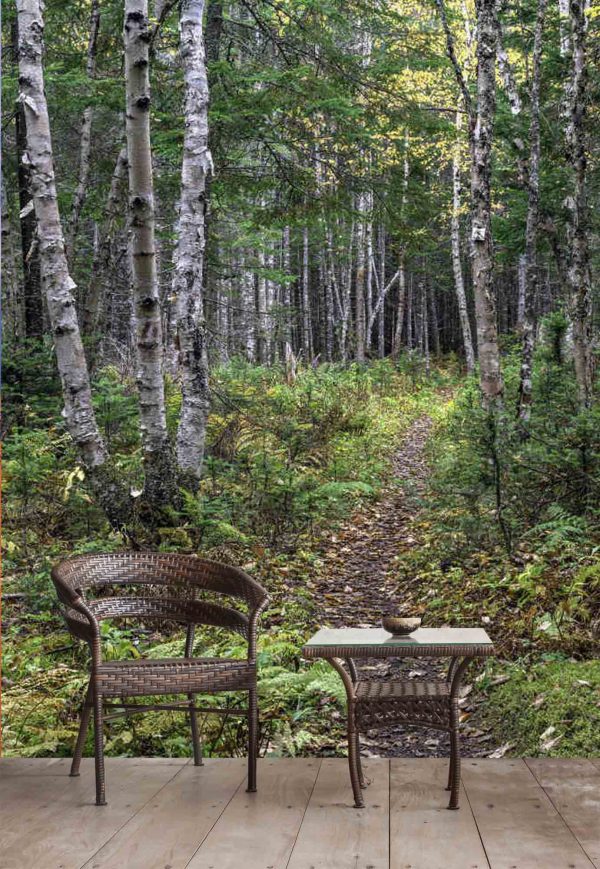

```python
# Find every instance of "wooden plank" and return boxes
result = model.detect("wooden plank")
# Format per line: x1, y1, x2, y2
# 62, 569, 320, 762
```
187, 758, 321, 869
0, 758, 188, 869
390, 758, 490, 869
0, 756, 184, 777
462, 758, 595, 869
83, 758, 246, 869
525, 759, 600, 868
287, 758, 389, 869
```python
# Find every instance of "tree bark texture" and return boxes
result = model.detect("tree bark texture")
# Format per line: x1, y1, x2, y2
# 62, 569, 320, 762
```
173, 0, 212, 484
16, 0, 130, 529
470, 0, 503, 406
451, 109, 476, 373
13, 17, 43, 338
124, 0, 179, 505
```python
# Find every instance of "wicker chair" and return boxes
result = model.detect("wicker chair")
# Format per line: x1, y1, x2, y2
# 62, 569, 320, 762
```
51, 552, 269, 805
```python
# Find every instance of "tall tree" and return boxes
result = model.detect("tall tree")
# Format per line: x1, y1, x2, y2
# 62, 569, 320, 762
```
66, 0, 100, 258
517, 0, 547, 423
15, 0, 130, 529
565, 0, 593, 407
173, 0, 212, 486
438, 0, 504, 405
124, 0, 179, 506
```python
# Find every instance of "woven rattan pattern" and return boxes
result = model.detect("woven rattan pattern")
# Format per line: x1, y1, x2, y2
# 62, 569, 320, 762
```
355, 680, 451, 731
51, 551, 269, 806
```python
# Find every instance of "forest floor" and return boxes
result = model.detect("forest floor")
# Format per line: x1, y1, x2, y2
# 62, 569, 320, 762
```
309, 408, 493, 759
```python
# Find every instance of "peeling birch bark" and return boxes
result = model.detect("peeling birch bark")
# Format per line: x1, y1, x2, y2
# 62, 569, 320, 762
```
124, 0, 179, 506
16, 0, 130, 529
173, 0, 212, 484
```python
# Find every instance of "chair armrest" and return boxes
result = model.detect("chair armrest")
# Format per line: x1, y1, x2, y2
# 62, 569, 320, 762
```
247, 596, 270, 662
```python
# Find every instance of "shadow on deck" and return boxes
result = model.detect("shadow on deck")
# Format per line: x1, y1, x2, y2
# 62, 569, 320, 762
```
0, 757, 598, 868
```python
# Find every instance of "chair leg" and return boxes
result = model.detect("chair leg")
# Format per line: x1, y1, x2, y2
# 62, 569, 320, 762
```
70, 682, 93, 777
188, 694, 203, 766
246, 685, 258, 793
353, 729, 367, 789
448, 705, 461, 810
347, 704, 364, 808
93, 688, 107, 806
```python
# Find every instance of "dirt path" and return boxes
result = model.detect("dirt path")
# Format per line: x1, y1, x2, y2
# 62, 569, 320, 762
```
312, 412, 488, 759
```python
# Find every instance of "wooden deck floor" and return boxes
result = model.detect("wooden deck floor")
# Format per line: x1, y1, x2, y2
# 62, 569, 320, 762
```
0, 757, 598, 869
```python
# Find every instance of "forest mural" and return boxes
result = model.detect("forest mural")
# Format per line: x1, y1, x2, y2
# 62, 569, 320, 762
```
1, 0, 599, 761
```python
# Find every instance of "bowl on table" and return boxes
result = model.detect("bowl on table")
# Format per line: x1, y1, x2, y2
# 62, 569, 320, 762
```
382, 616, 422, 636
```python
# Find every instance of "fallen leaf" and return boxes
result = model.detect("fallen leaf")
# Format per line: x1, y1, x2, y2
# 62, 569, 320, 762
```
489, 742, 514, 758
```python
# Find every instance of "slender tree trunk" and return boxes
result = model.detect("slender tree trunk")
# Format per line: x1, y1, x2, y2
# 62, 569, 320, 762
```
281, 225, 292, 352
392, 134, 409, 358
83, 145, 128, 339
340, 219, 354, 360
406, 274, 413, 349
355, 192, 368, 362
301, 226, 312, 359
256, 246, 268, 363
565, 0, 593, 407
66, 0, 100, 258
13, 18, 43, 339
124, 0, 179, 507
1, 174, 24, 342
392, 253, 406, 357
517, 0, 547, 423
377, 225, 385, 357
470, 0, 503, 406
172, 0, 212, 485
429, 279, 441, 356
16, 0, 130, 529
451, 108, 476, 373
516, 253, 526, 329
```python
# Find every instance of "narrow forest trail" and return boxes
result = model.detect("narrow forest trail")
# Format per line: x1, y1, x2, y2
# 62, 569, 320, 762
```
311, 408, 489, 759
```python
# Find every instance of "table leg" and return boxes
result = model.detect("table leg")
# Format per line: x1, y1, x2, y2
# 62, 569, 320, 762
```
447, 656, 472, 810
328, 658, 364, 808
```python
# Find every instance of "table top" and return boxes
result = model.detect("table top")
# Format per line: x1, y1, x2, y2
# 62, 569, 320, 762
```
302, 627, 494, 659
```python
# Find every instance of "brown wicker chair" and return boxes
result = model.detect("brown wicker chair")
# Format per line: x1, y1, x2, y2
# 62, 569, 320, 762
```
51, 552, 269, 805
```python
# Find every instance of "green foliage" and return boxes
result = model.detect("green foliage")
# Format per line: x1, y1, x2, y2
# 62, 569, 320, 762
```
2, 357, 429, 759
480, 658, 600, 757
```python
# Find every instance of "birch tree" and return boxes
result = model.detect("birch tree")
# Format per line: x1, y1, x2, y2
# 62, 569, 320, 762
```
438, 0, 504, 406
15, 0, 130, 529
451, 108, 476, 373
173, 0, 212, 485
124, 0, 179, 506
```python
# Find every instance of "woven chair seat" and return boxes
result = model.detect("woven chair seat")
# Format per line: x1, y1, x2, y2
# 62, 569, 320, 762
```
355, 680, 451, 731
96, 657, 254, 697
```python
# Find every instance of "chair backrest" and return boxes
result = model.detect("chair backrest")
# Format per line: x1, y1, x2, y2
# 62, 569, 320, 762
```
51, 552, 268, 641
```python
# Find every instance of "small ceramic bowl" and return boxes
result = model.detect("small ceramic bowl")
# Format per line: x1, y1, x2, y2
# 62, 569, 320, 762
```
382, 616, 422, 636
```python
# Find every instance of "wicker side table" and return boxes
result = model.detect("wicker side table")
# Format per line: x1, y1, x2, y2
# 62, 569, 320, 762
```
302, 627, 494, 809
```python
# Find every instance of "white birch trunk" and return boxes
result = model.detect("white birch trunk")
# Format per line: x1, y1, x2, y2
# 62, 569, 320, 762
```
451, 109, 476, 373
16, 0, 130, 528
355, 191, 368, 362
124, 0, 178, 504
173, 0, 212, 483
